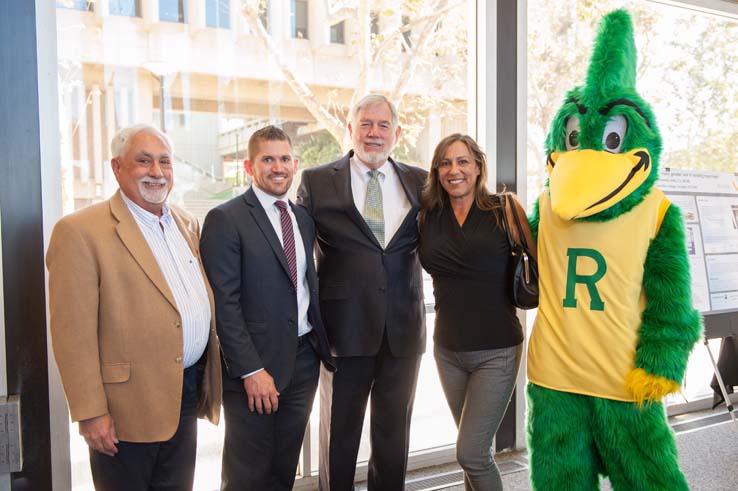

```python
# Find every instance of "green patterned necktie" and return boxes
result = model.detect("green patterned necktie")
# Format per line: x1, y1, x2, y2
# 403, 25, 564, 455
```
363, 169, 385, 247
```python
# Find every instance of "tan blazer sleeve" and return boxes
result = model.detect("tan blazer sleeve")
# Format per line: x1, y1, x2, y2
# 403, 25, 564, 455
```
46, 218, 109, 422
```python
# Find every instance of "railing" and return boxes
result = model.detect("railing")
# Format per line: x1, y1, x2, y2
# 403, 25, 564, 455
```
217, 119, 282, 157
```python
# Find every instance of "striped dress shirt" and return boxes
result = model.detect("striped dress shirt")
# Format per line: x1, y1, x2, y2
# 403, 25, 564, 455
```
122, 192, 211, 368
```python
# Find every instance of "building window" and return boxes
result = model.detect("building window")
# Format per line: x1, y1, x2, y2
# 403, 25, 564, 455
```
330, 21, 345, 44
206, 0, 231, 29
258, 0, 270, 32
159, 0, 187, 23
370, 11, 379, 36
109, 0, 139, 17
56, 0, 93, 11
402, 15, 412, 50
291, 0, 308, 39
54, 0, 475, 487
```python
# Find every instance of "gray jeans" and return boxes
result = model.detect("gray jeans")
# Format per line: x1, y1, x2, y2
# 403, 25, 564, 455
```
434, 343, 523, 491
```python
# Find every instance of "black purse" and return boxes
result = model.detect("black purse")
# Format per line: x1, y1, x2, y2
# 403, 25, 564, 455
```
500, 194, 539, 310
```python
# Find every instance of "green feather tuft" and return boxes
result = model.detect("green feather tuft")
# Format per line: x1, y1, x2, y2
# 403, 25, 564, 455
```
528, 196, 541, 242
584, 9, 637, 105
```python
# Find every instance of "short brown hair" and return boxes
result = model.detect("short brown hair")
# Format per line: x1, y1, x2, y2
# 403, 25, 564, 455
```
248, 125, 292, 160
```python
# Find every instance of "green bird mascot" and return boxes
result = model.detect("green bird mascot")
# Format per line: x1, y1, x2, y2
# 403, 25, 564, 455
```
526, 9, 702, 491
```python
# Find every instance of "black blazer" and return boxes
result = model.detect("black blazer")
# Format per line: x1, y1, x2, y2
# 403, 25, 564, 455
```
297, 151, 428, 357
200, 187, 335, 392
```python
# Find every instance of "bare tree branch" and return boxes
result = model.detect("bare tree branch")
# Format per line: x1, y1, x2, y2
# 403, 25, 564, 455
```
241, 0, 345, 145
325, 0, 357, 26
372, 0, 463, 64
389, 0, 449, 107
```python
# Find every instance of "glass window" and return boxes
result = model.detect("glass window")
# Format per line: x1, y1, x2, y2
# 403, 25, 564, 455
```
206, 0, 230, 29
109, 0, 139, 17
370, 11, 379, 36
159, 0, 186, 23
330, 21, 345, 44
527, 0, 738, 403
56, 0, 93, 11
259, 0, 270, 33
402, 15, 412, 50
56, 0, 473, 487
291, 0, 309, 39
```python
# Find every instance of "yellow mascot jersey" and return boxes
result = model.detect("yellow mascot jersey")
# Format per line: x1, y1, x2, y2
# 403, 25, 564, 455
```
527, 188, 670, 401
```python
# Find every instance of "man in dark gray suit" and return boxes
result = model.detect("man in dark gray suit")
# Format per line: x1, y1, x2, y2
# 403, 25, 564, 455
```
297, 94, 428, 490
201, 126, 334, 491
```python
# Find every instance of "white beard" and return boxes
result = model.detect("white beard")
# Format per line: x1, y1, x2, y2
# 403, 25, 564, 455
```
355, 146, 391, 166
138, 178, 170, 204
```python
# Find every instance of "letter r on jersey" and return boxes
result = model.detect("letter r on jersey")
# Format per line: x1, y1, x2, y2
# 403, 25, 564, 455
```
563, 248, 607, 311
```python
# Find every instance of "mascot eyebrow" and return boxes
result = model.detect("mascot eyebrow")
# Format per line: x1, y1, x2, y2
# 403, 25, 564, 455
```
565, 96, 652, 128
565, 97, 588, 115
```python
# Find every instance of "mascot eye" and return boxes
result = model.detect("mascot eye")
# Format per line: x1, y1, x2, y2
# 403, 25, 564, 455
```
565, 117, 581, 151
601, 115, 627, 153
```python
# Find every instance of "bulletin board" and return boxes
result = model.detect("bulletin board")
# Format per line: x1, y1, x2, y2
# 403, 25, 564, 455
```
658, 168, 738, 338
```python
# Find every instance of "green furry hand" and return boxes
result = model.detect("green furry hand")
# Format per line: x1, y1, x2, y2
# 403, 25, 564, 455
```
625, 368, 680, 406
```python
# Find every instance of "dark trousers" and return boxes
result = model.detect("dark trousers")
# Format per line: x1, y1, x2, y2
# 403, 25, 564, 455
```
221, 337, 320, 491
319, 335, 422, 491
89, 366, 198, 491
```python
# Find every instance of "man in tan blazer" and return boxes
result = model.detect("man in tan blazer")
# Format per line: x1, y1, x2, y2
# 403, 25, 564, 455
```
47, 124, 221, 491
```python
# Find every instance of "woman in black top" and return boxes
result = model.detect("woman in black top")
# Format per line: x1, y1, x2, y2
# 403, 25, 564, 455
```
419, 134, 529, 491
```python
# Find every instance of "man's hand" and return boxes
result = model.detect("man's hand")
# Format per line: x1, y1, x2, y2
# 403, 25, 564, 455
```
243, 370, 280, 415
79, 414, 119, 456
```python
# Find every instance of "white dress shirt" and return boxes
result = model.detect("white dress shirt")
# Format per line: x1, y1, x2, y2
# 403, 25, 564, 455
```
121, 192, 211, 368
251, 185, 313, 338
350, 156, 411, 246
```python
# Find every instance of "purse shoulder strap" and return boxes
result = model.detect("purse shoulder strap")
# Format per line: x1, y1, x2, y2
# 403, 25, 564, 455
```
507, 194, 530, 249
501, 192, 533, 250
500, 194, 516, 251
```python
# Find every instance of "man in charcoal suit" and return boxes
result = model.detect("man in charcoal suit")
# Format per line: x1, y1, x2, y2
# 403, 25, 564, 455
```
297, 94, 428, 490
201, 125, 335, 491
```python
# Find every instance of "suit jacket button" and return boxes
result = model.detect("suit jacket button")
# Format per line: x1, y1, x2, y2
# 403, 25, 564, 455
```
175, 356, 183, 363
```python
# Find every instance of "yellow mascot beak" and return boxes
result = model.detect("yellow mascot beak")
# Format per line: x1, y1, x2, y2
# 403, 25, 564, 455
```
547, 148, 652, 220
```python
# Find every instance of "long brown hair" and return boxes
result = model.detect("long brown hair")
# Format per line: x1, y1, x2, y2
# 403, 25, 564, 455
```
419, 134, 500, 229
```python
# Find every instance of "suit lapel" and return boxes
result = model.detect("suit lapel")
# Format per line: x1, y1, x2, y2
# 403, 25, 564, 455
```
392, 159, 421, 209
386, 159, 421, 249
110, 191, 178, 311
332, 152, 383, 248
293, 204, 318, 290
244, 188, 293, 283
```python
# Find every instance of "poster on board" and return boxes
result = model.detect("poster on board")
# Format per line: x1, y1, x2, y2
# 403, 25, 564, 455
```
658, 168, 738, 314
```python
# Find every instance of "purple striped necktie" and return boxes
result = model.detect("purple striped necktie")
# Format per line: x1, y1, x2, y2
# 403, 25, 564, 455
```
275, 200, 298, 290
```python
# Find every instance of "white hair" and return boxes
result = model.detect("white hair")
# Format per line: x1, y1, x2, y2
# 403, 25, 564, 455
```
110, 124, 173, 158
351, 94, 400, 128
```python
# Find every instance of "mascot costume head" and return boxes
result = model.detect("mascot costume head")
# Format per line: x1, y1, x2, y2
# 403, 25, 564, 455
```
526, 9, 702, 490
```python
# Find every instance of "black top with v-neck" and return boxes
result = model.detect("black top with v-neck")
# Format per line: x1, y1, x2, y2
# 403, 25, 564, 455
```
419, 201, 523, 351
